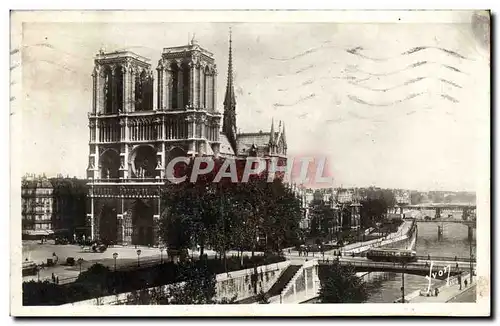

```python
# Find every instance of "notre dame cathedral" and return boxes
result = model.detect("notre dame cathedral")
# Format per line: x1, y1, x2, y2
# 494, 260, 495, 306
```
86, 32, 288, 246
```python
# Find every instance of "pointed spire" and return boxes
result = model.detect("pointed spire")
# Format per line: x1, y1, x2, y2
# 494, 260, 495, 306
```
223, 28, 236, 108
282, 120, 287, 147
222, 28, 238, 153
269, 118, 275, 145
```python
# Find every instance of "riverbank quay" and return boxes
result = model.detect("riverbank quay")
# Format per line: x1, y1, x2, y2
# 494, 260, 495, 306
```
394, 272, 475, 303
335, 219, 416, 255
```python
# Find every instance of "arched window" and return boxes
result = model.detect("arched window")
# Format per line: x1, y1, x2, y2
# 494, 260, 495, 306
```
100, 149, 120, 179
203, 66, 210, 108
171, 63, 179, 109
115, 66, 124, 112
135, 70, 146, 111
143, 71, 153, 111
131, 145, 157, 178
103, 66, 113, 114
182, 63, 190, 108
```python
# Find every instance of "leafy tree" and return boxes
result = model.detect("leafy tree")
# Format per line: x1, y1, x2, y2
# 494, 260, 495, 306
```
318, 262, 368, 303
360, 187, 396, 228
49, 177, 88, 237
167, 262, 217, 304
75, 263, 112, 298
158, 157, 302, 275
410, 191, 424, 205
260, 180, 302, 253
125, 261, 237, 305
256, 290, 270, 304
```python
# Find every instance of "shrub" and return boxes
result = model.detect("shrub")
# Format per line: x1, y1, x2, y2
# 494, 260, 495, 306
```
23, 255, 285, 305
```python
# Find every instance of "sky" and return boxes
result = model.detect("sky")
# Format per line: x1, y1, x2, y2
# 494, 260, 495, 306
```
14, 11, 490, 191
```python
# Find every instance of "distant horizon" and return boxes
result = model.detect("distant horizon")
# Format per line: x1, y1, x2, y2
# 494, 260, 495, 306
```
20, 171, 477, 194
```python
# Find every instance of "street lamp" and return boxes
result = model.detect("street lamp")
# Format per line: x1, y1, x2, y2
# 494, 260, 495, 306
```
469, 234, 474, 284
77, 258, 84, 275
136, 249, 142, 267
159, 246, 165, 264
113, 252, 118, 272
36, 264, 41, 282
401, 263, 406, 303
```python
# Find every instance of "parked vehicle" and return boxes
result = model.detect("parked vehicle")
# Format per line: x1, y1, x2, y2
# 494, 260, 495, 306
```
91, 242, 108, 253
22, 261, 38, 276
54, 237, 69, 245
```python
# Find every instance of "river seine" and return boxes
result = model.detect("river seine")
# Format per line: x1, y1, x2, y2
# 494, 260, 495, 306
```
364, 221, 476, 303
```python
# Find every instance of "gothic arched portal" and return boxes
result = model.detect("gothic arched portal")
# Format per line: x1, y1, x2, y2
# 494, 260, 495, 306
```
131, 199, 154, 246
98, 201, 118, 243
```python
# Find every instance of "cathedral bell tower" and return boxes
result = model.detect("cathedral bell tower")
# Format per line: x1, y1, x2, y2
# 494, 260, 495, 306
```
86, 38, 223, 246
158, 36, 222, 157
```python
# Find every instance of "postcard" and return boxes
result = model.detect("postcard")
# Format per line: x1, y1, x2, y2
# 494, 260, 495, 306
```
10, 10, 490, 317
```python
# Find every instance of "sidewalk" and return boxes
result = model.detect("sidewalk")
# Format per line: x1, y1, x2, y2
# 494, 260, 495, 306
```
409, 276, 476, 303
328, 220, 414, 255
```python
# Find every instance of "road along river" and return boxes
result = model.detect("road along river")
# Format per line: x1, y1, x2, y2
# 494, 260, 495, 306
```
364, 222, 476, 303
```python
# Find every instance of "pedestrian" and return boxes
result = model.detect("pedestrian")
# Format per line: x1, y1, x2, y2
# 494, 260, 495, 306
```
456, 263, 459, 270
51, 272, 55, 283
435, 288, 439, 297
464, 279, 468, 288
56, 276, 59, 285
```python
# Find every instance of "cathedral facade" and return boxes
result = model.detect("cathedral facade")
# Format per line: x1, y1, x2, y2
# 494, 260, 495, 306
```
86, 33, 288, 245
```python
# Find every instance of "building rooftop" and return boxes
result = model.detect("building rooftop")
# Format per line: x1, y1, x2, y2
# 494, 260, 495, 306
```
236, 132, 275, 155
162, 41, 215, 59
219, 133, 236, 156
95, 50, 151, 63
22, 177, 52, 189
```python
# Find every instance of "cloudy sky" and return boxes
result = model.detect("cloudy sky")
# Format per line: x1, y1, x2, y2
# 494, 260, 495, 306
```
14, 11, 490, 191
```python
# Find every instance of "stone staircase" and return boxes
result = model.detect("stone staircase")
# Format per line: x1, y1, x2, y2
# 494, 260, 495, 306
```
236, 264, 302, 304
266, 264, 302, 298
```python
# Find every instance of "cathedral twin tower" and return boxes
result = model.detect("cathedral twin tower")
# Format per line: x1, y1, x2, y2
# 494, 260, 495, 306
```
88, 37, 222, 184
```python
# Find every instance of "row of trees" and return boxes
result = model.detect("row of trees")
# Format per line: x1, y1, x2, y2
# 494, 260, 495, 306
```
24, 254, 286, 305
158, 158, 303, 265
307, 187, 397, 240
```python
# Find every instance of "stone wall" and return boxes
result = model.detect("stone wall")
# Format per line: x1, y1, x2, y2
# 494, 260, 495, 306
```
271, 259, 320, 304
62, 260, 291, 306
215, 261, 291, 302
